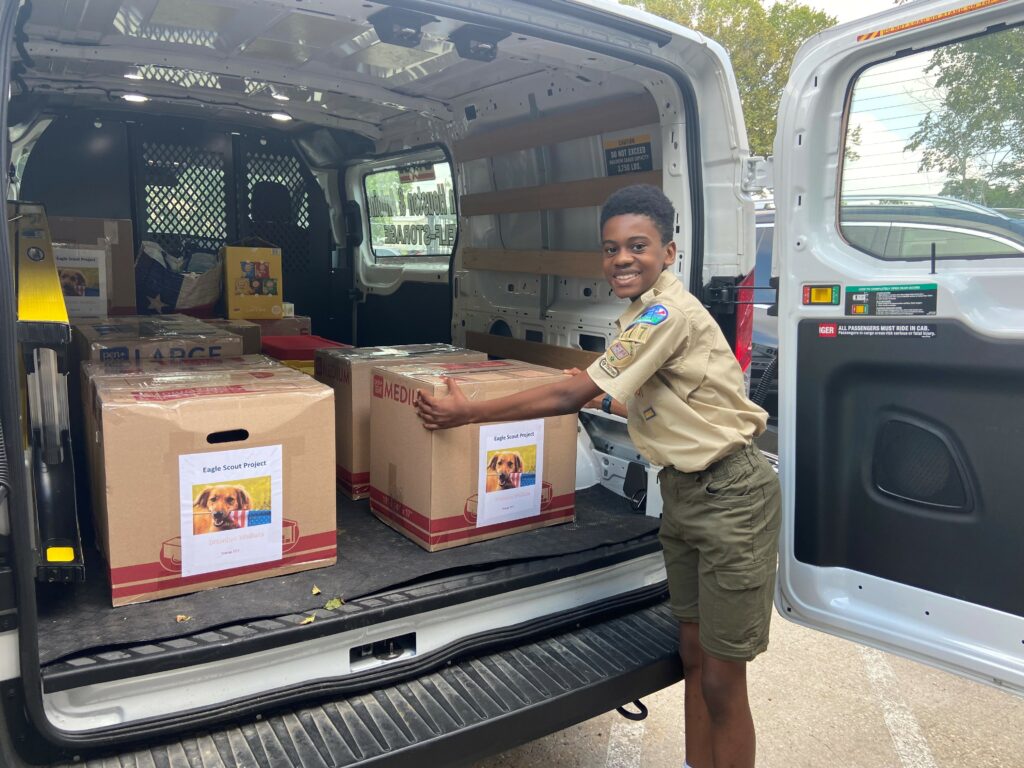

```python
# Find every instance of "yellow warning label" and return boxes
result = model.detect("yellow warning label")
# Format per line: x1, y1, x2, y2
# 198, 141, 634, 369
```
603, 134, 652, 150
857, 0, 1006, 42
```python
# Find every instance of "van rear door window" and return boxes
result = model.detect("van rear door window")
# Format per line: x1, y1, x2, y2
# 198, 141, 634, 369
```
364, 161, 457, 262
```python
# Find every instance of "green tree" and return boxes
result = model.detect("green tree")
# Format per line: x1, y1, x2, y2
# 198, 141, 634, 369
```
905, 26, 1024, 208
623, 0, 835, 157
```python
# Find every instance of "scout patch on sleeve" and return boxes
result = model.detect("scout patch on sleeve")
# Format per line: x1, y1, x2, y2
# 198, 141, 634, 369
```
629, 303, 669, 327
598, 357, 620, 378
603, 340, 637, 370
619, 323, 652, 344
642, 407, 657, 421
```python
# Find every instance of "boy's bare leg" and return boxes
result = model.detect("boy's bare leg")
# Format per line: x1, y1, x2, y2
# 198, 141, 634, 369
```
701, 651, 755, 768
679, 623, 713, 768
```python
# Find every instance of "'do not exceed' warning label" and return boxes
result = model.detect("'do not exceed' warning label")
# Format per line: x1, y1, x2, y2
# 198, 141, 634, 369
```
845, 283, 937, 316
818, 322, 936, 339
604, 134, 653, 176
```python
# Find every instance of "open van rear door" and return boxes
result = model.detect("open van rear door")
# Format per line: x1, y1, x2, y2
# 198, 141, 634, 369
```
775, 0, 1024, 694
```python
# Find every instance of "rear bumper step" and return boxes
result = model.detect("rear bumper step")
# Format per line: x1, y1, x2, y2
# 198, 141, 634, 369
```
56, 601, 683, 767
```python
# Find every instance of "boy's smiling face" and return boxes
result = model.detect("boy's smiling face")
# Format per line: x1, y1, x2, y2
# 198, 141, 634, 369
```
602, 213, 677, 299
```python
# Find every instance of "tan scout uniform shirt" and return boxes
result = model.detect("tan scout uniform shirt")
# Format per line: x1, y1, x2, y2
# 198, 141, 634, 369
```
587, 270, 767, 473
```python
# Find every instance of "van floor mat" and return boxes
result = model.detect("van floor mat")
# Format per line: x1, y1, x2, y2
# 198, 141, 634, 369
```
36, 485, 659, 664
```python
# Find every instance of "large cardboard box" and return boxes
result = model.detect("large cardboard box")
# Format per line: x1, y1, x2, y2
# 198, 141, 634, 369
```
222, 245, 284, 320
90, 365, 336, 606
49, 216, 136, 315
205, 318, 262, 354
315, 345, 487, 499
369, 361, 576, 551
73, 314, 245, 363
80, 355, 299, 550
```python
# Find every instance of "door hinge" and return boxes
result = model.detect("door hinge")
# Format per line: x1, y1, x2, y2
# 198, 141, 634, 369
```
742, 156, 773, 195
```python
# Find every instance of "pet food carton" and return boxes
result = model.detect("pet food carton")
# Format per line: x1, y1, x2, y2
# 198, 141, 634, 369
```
315, 345, 488, 499
222, 245, 284, 320
90, 365, 335, 606
49, 216, 136, 316
205, 318, 262, 354
369, 360, 576, 551
72, 314, 245, 364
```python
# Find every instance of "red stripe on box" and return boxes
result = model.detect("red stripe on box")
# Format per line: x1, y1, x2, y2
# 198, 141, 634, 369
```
110, 545, 337, 598
109, 530, 337, 583
369, 488, 575, 545
368, 487, 574, 534
336, 466, 370, 494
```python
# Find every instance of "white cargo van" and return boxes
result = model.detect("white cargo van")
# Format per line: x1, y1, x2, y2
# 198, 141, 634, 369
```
0, 0, 1020, 764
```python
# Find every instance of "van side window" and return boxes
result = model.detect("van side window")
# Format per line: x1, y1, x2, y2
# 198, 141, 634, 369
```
364, 160, 457, 263
839, 26, 1024, 261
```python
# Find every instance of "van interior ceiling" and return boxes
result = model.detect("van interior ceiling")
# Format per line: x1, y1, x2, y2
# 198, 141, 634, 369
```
9, 0, 679, 345
1, 0, 693, 737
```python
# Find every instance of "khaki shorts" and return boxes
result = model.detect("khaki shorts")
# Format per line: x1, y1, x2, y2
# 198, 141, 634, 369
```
658, 443, 781, 662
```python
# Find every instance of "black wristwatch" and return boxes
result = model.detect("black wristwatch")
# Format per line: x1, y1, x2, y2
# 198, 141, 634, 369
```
601, 394, 613, 413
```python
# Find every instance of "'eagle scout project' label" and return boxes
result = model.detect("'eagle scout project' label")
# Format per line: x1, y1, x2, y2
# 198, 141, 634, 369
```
54, 244, 107, 315
477, 420, 544, 528
179, 445, 283, 577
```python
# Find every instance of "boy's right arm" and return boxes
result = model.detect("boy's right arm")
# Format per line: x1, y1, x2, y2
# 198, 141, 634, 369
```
415, 371, 603, 430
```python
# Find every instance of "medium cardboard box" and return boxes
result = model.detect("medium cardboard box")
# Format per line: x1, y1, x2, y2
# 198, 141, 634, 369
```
49, 216, 136, 315
205, 318, 262, 354
254, 316, 312, 336
91, 365, 336, 606
315, 345, 488, 499
369, 360, 576, 551
80, 355, 299, 555
222, 246, 283, 320
72, 314, 245, 363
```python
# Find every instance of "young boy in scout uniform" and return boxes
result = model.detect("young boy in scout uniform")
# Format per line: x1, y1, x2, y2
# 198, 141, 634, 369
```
415, 184, 780, 768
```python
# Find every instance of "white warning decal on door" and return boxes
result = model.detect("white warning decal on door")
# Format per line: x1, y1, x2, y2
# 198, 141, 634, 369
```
819, 322, 936, 339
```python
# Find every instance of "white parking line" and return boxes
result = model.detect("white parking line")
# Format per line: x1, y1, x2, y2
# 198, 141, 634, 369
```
860, 646, 938, 768
605, 717, 646, 768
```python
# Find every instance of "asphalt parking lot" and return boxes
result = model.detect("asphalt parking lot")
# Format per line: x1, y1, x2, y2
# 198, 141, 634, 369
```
473, 611, 1024, 767
474, 429, 1024, 768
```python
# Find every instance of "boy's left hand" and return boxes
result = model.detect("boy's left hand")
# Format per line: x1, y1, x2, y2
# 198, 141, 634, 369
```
415, 377, 473, 430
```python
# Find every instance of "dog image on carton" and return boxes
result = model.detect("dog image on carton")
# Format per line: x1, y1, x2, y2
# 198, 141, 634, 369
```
191, 477, 272, 535
485, 447, 535, 492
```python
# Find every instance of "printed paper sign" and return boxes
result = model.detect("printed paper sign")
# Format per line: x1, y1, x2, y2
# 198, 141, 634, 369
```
54, 244, 107, 315
477, 420, 544, 527
179, 445, 283, 577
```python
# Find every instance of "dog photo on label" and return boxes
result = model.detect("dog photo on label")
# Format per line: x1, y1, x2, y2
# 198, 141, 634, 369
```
192, 484, 250, 535
485, 451, 524, 492
59, 268, 88, 297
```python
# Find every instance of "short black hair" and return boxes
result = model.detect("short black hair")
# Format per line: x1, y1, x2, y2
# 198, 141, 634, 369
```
600, 184, 675, 245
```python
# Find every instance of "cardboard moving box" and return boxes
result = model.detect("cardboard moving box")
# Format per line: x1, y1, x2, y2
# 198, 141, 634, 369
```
205, 318, 262, 354
80, 355, 300, 548
222, 245, 284, 320
370, 360, 576, 551
316, 345, 487, 499
254, 316, 311, 336
49, 216, 136, 316
90, 364, 335, 606
73, 314, 245, 363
